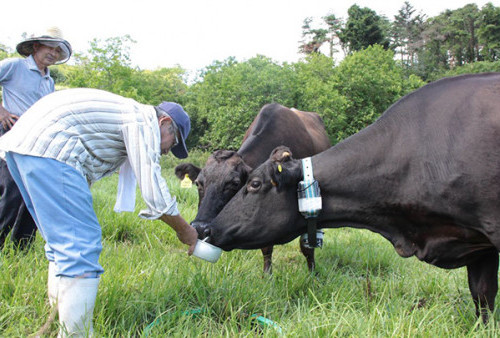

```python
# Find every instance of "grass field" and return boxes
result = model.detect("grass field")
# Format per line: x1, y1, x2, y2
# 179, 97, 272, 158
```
1, 150, 499, 337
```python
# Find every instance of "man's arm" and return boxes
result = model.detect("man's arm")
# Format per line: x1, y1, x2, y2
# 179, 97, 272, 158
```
160, 214, 198, 254
121, 111, 197, 254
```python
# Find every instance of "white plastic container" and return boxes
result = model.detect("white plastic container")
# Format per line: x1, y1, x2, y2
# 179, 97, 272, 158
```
192, 238, 222, 263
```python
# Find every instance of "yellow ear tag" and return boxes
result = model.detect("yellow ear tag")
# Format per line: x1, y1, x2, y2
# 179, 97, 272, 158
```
181, 174, 193, 189
278, 164, 282, 173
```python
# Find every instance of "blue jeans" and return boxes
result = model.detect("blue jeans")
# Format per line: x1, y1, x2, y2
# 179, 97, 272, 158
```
5, 152, 103, 277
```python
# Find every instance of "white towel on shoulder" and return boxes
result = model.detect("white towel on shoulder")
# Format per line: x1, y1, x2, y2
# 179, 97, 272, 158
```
114, 158, 137, 212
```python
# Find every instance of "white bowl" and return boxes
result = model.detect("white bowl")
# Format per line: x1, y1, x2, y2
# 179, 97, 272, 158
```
192, 238, 222, 263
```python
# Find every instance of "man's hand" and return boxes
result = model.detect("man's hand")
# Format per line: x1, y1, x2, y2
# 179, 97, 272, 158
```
0, 106, 18, 130
175, 224, 198, 255
160, 214, 198, 255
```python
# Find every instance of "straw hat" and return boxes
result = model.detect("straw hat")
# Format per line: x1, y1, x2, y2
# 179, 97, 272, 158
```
16, 27, 72, 64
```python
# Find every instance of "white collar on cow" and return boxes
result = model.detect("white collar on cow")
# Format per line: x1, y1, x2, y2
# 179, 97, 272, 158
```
297, 157, 323, 248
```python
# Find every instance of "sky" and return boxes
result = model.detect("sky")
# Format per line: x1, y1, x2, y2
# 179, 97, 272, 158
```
0, 0, 495, 77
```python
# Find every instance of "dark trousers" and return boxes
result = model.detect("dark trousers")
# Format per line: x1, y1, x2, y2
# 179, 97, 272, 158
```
0, 128, 37, 249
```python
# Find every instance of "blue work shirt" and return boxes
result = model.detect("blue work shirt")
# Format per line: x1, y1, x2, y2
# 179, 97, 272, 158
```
0, 55, 54, 117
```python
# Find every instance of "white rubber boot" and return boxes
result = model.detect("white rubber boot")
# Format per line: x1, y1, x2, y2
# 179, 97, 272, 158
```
57, 276, 99, 338
48, 261, 59, 307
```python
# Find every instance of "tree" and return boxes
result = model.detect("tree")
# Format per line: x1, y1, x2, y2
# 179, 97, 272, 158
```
391, 2, 425, 68
414, 14, 450, 79
0, 43, 13, 61
293, 53, 346, 143
444, 4, 480, 66
340, 5, 390, 54
478, 3, 500, 61
58, 35, 187, 105
299, 15, 344, 59
334, 45, 424, 141
185, 56, 298, 150
323, 14, 344, 58
299, 17, 329, 54
62, 35, 136, 95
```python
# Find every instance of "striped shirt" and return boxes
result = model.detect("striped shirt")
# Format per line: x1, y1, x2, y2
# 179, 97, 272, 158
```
0, 88, 179, 219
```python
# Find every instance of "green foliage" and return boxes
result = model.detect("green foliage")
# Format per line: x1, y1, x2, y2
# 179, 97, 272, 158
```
61, 36, 136, 95
434, 61, 500, 81
412, 3, 500, 80
328, 45, 424, 143
340, 5, 391, 54
186, 46, 425, 148
478, 3, 500, 62
128, 67, 188, 105
299, 3, 500, 81
391, 1, 426, 70
57, 35, 187, 105
0, 43, 12, 61
185, 56, 298, 150
299, 17, 329, 54
293, 53, 347, 143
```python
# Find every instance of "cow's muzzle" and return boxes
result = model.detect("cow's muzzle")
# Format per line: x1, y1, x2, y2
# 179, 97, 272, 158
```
191, 221, 211, 239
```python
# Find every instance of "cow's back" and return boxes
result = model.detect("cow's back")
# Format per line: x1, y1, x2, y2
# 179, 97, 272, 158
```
290, 108, 331, 154
239, 104, 331, 168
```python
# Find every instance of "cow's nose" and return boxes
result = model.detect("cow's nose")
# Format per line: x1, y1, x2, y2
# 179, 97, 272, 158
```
191, 221, 210, 239
203, 227, 211, 238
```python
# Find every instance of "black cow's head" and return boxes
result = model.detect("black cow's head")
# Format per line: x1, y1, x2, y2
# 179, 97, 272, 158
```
176, 150, 252, 238
202, 146, 308, 251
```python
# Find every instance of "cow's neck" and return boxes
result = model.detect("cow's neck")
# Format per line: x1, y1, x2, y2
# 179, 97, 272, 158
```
311, 117, 420, 257
236, 136, 263, 168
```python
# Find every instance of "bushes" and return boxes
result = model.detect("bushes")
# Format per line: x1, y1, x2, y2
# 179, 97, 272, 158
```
39, 40, 458, 150
332, 45, 425, 142
184, 56, 298, 150
185, 46, 426, 149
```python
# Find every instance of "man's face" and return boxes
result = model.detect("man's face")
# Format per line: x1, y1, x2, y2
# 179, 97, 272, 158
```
33, 43, 61, 68
158, 116, 180, 155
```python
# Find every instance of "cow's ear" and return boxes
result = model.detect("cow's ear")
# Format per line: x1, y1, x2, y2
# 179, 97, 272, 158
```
270, 146, 293, 163
213, 150, 239, 162
174, 163, 201, 180
269, 147, 301, 191
239, 161, 252, 184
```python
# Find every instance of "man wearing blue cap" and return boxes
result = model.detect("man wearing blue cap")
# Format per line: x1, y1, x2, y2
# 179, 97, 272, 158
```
0, 88, 198, 337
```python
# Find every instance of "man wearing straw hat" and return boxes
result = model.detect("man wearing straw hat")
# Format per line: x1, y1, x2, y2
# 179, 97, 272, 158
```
0, 27, 72, 250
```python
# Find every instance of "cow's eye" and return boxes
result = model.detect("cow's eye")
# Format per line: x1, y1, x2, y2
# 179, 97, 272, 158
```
232, 178, 241, 187
247, 179, 262, 192
226, 178, 241, 191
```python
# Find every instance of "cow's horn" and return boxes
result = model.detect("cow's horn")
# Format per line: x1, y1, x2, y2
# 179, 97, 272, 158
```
282, 151, 290, 158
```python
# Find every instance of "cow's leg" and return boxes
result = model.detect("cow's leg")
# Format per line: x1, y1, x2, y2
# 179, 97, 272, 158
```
299, 239, 315, 272
466, 250, 498, 323
261, 246, 273, 274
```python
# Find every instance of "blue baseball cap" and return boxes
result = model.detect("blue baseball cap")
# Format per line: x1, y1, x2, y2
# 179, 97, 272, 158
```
157, 102, 191, 159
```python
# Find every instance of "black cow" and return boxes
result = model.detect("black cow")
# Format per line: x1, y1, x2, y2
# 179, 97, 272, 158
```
176, 103, 331, 273
200, 73, 500, 322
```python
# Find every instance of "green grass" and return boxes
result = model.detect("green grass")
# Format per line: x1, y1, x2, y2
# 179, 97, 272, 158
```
1, 149, 500, 337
